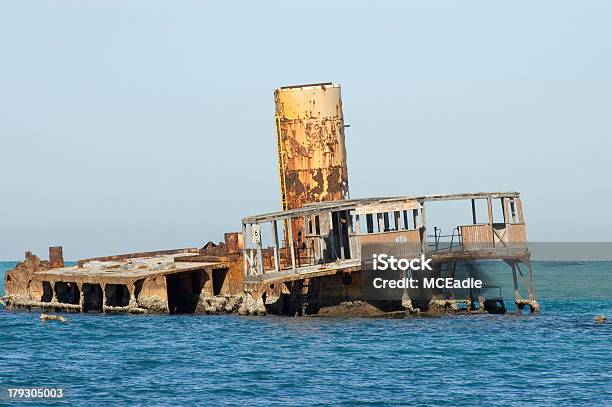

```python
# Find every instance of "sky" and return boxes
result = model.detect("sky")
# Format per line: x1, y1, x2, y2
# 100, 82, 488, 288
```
1, 0, 610, 260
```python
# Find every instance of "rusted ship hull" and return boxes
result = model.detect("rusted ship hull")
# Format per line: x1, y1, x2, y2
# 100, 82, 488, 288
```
2, 83, 539, 317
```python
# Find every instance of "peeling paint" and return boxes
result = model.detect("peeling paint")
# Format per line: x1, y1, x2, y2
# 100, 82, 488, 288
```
275, 83, 349, 211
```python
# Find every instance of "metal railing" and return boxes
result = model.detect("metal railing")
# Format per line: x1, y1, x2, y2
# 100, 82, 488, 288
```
427, 226, 463, 252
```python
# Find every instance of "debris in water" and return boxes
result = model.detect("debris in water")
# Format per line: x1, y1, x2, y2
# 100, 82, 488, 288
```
40, 313, 67, 323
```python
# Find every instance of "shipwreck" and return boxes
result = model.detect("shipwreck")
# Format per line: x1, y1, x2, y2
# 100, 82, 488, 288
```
2, 83, 539, 316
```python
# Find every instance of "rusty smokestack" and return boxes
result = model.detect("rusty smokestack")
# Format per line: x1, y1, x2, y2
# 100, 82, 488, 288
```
274, 83, 350, 211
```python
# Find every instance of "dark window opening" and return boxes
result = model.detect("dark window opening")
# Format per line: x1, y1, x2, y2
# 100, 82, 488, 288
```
383, 212, 390, 231
190, 271, 203, 295
366, 214, 374, 233
41, 281, 53, 302
212, 268, 229, 296
166, 272, 200, 314
82, 283, 103, 312
509, 199, 518, 223
134, 279, 144, 300
55, 282, 80, 304
104, 284, 130, 307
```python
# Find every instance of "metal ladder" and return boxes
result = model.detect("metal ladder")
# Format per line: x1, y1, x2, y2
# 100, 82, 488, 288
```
440, 262, 457, 300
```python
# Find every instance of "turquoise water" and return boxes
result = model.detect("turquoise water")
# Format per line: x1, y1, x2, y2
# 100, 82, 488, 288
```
1, 261, 610, 406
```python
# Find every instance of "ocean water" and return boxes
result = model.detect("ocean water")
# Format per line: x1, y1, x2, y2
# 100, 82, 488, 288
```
0, 261, 610, 406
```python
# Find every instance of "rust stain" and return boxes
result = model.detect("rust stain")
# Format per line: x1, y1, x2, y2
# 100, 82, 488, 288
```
275, 83, 349, 211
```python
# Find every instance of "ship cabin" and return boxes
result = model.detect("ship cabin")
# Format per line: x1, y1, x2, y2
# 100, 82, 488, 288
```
241, 191, 538, 313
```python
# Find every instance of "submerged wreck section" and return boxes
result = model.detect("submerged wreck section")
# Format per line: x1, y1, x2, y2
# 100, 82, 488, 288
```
3, 235, 263, 315
3, 190, 539, 317
2, 82, 539, 317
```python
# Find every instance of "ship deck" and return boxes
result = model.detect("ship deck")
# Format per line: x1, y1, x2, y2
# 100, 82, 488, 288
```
32, 253, 225, 285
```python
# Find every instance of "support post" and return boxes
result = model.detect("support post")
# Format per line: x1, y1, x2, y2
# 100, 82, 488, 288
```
510, 262, 523, 314
101, 284, 106, 313
502, 198, 510, 224
401, 269, 416, 313
256, 226, 264, 276
338, 212, 346, 259
471, 199, 477, 224
51, 282, 58, 303
421, 204, 427, 253
128, 283, 137, 308
525, 260, 540, 312
487, 198, 493, 224
525, 260, 536, 299
77, 283, 84, 312
515, 263, 531, 295
272, 220, 280, 272
287, 217, 296, 271
516, 198, 525, 223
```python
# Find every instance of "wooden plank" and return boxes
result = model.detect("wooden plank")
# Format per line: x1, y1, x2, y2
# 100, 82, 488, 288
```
502, 198, 510, 224
244, 259, 361, 285
516, 198, 525, 223
460, 224, 494, 250
359, 230, 421, 244
507, 224, 527, 244
355, 200, 421, 215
